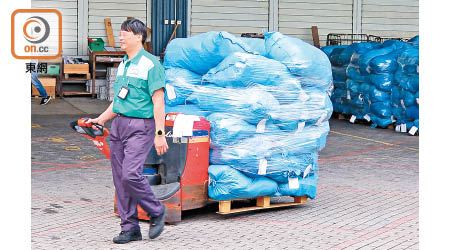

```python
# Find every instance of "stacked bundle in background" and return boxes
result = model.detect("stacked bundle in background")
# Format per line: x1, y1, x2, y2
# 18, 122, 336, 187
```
360, 40, 408, 128
391, 36, 419, 134
323, 35, 419, 134
326, 45, 351, 114
163, 31, 332, 200
345, 42, 380, 121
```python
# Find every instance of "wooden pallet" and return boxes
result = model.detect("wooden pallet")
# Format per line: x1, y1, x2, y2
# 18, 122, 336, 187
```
216, 196, 308, 215
62, 91, 92, 96
64, 72, 91, 80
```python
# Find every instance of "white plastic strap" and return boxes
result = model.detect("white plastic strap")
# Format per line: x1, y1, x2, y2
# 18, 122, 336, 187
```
349, 115, 356, 123
395, 125, 401, 132
364, 114, 371, 122
296, 121, 306, 133
416, 98, 419, 104
409, 126, 418, 135
256, 119, 267, 133
400, 99, 406, 109
347, 90, 351, 100
401, 123, 407, 133
303, 164, 312, 179
315, 112, 327, 126
166, 84, 176, 100
258, 159, 267, 175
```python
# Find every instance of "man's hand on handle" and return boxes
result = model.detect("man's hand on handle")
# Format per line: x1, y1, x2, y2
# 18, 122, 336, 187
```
86, 117, 106, 130
154, 136, 169, 155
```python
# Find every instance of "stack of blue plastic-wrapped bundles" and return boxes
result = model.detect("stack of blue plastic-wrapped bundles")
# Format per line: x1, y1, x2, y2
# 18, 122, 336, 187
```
360, 40, 409, 128
163, 31, 332, 201
345, 42, 380, 121
323, 36, 419, 133
324, 45, 350, 114
391, 36, 419, 134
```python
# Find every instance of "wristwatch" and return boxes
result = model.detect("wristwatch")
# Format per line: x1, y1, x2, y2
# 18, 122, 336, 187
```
155, 129, 165, 136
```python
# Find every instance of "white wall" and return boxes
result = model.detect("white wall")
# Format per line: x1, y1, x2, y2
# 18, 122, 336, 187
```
361, 0, 419, 39
190, 0, 269, 36
31, 0, 78, 55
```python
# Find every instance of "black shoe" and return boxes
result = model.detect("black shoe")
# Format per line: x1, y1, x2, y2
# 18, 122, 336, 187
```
40, 96, 51, 105
149, 205, 167, 239
113, 227, 142, 244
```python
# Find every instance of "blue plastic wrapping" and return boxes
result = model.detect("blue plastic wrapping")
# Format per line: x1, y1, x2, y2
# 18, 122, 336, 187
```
359, 46, 396, 74
202, 52, 296, 88
208, 165, 278, 200
210, 122, 330, 169
165, 104, 211, 117
408, 35, 419, 49
369, 54, 398, 73
370, 101, 392, 118
321, 45, 347, 58
392, 44, 419, 131
207, 113, 256, 148
241, 37, 266, 56
164, 31, 256, 75
164, 67, 203, 106
332, 65, 348, 82
187, 85, 280, 125
268, 89, 333, 130
368, 73, 394, 91
164, 31, 332, 200
276, 173, 318, 199
265, 32, 332, 91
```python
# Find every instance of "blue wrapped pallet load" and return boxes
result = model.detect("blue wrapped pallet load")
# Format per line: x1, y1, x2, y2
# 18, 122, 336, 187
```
163, 31, 332, 201
391, 36, 419, 135
324, 35, 419, 134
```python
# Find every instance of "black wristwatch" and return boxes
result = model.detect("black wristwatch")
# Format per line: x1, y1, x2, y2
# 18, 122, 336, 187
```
155, 129, 165, 136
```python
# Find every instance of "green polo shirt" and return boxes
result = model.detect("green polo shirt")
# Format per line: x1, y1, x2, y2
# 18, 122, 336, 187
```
112, 48, 166, 118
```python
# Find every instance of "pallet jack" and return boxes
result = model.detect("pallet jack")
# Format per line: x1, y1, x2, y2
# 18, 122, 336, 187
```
70, 113, 211, 224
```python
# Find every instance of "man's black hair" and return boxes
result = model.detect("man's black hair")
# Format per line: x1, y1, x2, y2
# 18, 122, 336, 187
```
121, 18, 147, 44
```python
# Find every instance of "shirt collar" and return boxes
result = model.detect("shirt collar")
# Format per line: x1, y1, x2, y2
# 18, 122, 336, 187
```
122, 47, 145, 64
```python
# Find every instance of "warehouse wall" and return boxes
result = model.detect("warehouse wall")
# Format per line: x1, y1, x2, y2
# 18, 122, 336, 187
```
278, 0, 354, 45
31, 0, 78, 56
88, 0, 148, 49
190, 0, 269, 36
361, 0, 419, 39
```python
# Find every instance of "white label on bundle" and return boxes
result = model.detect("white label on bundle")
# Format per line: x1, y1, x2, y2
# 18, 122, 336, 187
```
288, 177, 299, 189
401, 124, 407, 133
364, 114, 371, 122
350, 115, 356, 123
395, 125, 401, 132
391, 115, 396, 122
296, 121, 305, 133
258, 159, 267, 175
409, 126, 418, 135
208, 176, 211, 186
400, 99, 406, 109
256, 119, 267, 133
303, 164, 312, 179
166, 84, 176, 100
416, 98, 419, 104
347, 90, 351, 100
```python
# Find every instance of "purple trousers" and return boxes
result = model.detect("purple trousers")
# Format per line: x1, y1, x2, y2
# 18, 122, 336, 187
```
109, 115, 163, 231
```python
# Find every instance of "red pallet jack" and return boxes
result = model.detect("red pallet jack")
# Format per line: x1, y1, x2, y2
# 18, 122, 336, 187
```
70, 113, 211, 224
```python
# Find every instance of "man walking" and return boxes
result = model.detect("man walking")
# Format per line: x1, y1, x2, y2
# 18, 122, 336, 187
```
87, 18, 168, 244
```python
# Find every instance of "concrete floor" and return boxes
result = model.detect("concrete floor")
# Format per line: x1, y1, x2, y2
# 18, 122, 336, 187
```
31, 97, 418, 250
